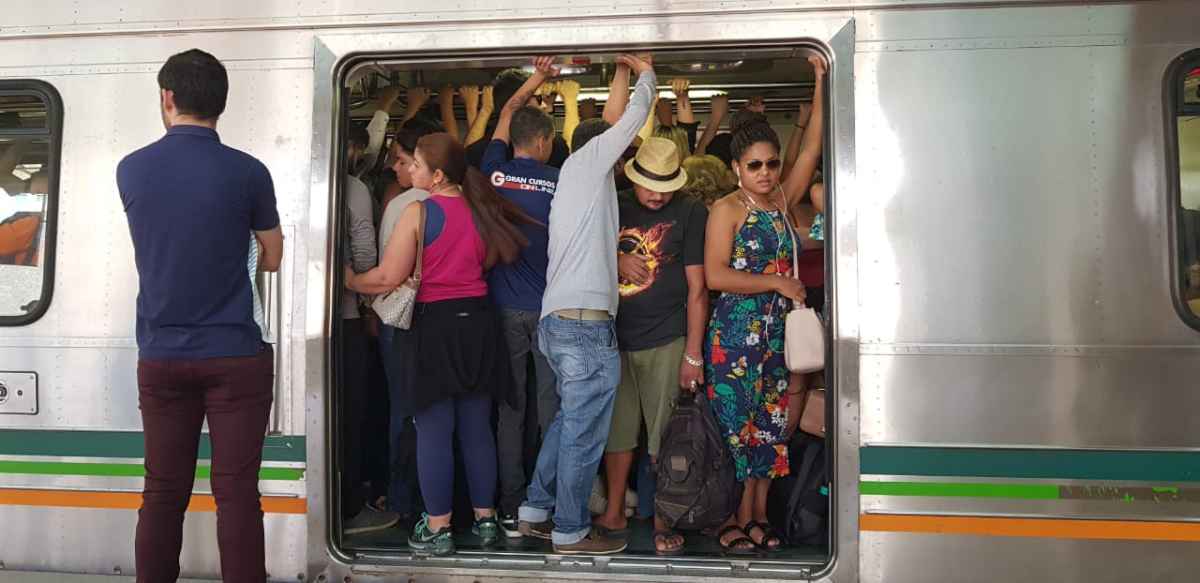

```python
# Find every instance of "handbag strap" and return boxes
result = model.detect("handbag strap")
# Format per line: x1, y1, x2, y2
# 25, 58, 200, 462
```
762, 197, 799, 341
759, 188, 803, 341
411, 200, 426, 282
781, 202, 801, 284
770, 184, 801, 283
765, 205, 804, 346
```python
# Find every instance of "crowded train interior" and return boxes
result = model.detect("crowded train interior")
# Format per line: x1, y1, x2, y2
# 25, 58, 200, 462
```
330, 46, 833, 566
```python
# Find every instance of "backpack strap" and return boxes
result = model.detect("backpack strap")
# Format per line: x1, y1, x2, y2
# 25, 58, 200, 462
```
662, 394, 712, 530
664, 462, 709, 530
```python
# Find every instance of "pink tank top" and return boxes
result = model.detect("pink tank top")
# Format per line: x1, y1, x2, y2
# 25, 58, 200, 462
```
417, 195, 488, 302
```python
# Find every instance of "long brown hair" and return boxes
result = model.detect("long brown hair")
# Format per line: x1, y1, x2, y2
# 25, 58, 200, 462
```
416, 133, 537, 268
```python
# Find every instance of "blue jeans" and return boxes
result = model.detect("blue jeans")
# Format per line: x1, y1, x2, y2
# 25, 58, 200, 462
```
379, 324, 421, 515
519, 315, 620, 546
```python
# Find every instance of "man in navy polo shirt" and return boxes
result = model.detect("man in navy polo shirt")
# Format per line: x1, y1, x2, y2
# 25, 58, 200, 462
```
481, 56, 562, 537
466, 67, 570, 170
117, 49, 283, 583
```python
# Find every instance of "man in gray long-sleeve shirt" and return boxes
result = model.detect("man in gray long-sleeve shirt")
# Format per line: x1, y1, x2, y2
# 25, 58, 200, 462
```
341, 125, 400, 534
519, 54, 657, 555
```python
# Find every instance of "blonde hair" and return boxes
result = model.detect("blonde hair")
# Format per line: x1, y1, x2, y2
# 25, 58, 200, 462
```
680, 154, 738, 207
652, 125, 690, 163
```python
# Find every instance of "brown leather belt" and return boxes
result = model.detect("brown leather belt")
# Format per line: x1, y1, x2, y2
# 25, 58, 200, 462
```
551, 308, 611, 321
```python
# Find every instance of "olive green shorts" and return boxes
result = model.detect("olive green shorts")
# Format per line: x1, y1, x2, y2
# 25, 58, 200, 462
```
605, 336, 685, 456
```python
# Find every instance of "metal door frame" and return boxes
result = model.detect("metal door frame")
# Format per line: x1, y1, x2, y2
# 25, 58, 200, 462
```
306, 11, 858, 582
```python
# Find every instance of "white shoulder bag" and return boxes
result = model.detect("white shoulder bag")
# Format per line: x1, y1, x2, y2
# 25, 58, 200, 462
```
371, 201, 424, 330
782, 217, 825, 374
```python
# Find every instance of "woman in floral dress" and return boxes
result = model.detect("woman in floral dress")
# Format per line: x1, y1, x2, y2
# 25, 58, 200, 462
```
703, 55, 826, 553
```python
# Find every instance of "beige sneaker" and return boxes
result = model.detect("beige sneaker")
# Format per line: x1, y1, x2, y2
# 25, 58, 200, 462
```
553, 530, 628, 555
518, 519, 554, 540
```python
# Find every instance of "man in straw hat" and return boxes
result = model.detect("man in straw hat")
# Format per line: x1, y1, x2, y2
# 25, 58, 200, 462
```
592, 136, 709, 555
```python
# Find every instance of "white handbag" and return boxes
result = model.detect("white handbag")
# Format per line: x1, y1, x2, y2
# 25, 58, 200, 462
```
371, 201, 424, 330
781, 218, 825, 374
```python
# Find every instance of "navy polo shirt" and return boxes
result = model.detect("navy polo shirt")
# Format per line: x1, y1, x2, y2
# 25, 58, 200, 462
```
480, 139, 557, 312
117, 124, 280, 360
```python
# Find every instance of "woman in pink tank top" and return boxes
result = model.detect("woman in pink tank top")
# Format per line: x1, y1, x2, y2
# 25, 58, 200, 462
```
347, 133, 535, 555
415, 193, 488, 302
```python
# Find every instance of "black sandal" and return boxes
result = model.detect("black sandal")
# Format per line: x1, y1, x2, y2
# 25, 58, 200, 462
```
653, 529, 685, 556
744, 520, 783, 552
717, 524, 758, 556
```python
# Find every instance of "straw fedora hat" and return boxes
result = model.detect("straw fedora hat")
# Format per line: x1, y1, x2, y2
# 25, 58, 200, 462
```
625, 136, 688, 192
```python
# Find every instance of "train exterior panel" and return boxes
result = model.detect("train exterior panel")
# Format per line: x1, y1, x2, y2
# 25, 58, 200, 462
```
0, 1, 1197, 581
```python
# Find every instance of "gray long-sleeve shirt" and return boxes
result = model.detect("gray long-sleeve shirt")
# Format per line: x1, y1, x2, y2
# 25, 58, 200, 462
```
342, 174, 378, 319
541, 69, 657, 319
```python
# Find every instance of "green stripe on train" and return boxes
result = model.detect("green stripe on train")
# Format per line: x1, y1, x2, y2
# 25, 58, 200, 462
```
860, 446, 1200, 482
861, 479, 1200, 502
860, 481, 1060, 499
0, 460, 304, 481
0, 430, 305, 463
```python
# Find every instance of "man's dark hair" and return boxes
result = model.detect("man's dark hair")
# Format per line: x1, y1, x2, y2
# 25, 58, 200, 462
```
493, 68, 530, 116
394, 117, 443, 154
157, 49, 228, 120
510, 106, 554, 149
347, 124, 370, 150
572, 118, 612, 152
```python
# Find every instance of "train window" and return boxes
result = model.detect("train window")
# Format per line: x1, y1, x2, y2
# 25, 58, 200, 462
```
1170, 51, 1200, 324
334, 47, 831, 574
0, 81, 60, 325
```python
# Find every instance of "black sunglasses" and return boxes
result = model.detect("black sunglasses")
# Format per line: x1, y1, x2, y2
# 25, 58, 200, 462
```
745, 158, 783, 172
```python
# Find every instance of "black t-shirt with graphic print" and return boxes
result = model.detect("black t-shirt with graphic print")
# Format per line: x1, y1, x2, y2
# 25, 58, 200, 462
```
616, 192, 708, 352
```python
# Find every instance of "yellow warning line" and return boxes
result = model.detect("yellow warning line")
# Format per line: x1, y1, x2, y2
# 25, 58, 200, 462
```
0, 488, 306, 514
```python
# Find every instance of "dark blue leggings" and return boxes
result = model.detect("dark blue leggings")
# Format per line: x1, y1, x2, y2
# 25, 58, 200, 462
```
413, 394, 497, 516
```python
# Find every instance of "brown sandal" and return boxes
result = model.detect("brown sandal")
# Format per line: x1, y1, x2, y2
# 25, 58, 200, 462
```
745, 520, 783, 552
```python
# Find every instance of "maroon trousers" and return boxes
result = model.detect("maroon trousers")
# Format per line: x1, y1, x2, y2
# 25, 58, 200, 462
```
135, 346, 274, 583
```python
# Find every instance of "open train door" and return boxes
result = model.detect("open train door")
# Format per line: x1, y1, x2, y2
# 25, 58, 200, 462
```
307, 10, 857, 583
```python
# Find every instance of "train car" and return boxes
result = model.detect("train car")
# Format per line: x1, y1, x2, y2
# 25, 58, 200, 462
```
1, 1, 1198, 581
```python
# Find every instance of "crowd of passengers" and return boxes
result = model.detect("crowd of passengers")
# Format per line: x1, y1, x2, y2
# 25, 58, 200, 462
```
338, 52, 829, 557
115, 47, 830, 583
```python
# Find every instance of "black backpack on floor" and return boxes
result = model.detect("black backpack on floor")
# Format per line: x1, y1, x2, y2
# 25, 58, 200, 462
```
767, 433, 829, 546
654, 392, 740, 531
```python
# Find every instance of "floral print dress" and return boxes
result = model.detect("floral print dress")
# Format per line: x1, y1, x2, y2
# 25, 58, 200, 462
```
705, 206, 795, 481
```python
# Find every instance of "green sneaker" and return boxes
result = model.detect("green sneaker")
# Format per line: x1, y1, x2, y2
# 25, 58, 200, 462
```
408, 514, 455, 556
473, 515, 500, 546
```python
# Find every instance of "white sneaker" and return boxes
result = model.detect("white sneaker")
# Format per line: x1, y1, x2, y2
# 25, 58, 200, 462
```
499, 512, 523, 538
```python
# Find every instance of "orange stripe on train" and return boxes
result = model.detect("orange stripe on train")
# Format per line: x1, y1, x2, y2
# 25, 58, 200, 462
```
0, 488, 306, 514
